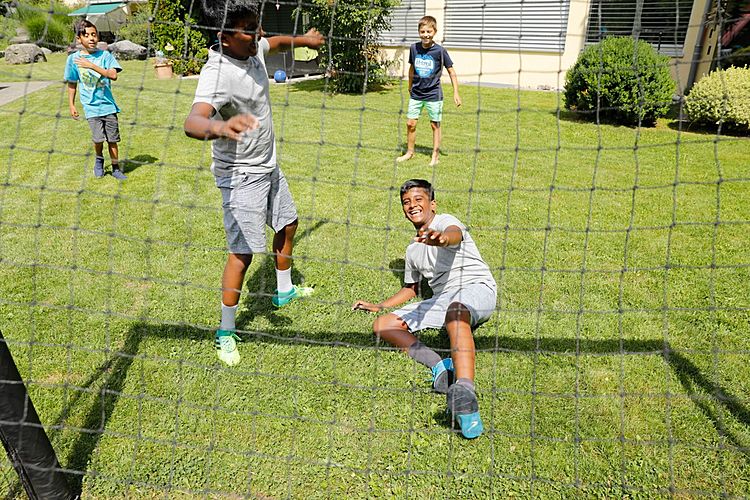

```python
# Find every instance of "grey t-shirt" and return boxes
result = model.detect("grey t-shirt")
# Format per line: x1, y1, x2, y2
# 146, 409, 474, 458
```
192, 38, 276, 177
404, 213, 496, 295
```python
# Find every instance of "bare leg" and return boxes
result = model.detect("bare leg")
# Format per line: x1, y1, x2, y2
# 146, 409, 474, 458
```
429, 121, 441, 167
94, 142, 104, 157
222, 253, 252, 307
108, 142, 119, 169
444, 302, 475, 381
272, 219, 298, 271
373, 313, 419, 351
396, 119, 418, 162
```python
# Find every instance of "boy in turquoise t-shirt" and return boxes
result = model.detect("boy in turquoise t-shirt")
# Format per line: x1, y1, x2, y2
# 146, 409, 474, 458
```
64, 20, 126, 180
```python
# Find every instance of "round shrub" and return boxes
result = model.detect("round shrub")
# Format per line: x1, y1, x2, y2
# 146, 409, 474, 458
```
564, 36, 676, 126
685, 66, 750, 131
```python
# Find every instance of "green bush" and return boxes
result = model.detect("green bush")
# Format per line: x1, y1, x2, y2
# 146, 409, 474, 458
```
117, 6, 151, 48
149, 0, 207, 75
685, 66, 750, 131
0, 14, 21, 50
564, 36, 676, 126
724, 46, 750, 68
14, 1, 72, 49
301, 0, 398, 93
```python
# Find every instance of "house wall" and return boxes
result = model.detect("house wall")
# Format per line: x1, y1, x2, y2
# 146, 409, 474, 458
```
382, 0, 711, 94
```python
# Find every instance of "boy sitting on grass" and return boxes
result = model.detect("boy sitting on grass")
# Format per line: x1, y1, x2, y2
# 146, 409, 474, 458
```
353, 179, 496, 438
64, 20, 126, 180
184, 0, 324, 366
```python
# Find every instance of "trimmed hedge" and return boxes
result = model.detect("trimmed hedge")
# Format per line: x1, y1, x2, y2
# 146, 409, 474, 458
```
564, 36, 676, 126
686, 66, 750, 131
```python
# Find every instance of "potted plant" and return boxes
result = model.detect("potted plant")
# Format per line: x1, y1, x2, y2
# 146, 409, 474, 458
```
154, 43, 173, 79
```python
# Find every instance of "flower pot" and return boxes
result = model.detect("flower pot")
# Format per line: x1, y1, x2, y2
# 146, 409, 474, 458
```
154, 63, 173, 79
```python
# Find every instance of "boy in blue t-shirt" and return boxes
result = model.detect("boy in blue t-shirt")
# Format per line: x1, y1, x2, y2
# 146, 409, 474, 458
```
64, 20, 126, 180
396, 16, 461, 167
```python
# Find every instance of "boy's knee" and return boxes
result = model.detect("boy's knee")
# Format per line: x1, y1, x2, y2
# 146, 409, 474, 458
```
430, 121, 441, 129
406, 119, 418, 130
229, 253, 252, 268
372, 313, 404, 337
445, 302, 471, 323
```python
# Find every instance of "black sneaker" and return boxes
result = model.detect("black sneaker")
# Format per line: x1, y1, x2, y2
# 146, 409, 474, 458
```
446, 383, 484, 439
93, 157, 105, 178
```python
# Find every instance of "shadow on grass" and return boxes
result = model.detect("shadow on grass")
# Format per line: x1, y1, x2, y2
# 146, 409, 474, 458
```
59, 324, 144, 495
287, 77, 397, 96
48, 321, 749, 495
120, 154, 159, 174
665, 120, 750, 137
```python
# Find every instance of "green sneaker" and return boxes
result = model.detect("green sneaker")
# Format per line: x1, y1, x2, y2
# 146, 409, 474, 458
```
272, 284, 314, 307
214, 330, 241, 366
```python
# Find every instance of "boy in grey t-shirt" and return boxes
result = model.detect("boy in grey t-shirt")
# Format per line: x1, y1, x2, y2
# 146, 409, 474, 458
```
353, 179, 496, 439
184, 0, 323, 367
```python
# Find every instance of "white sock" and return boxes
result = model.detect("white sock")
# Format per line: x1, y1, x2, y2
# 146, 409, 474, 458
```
276, 267, 293, 293
220, 303, 238, 331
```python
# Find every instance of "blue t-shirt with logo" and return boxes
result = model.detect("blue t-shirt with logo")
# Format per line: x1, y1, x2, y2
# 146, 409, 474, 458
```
408, 42, 453, 102
64, 49, 122, 118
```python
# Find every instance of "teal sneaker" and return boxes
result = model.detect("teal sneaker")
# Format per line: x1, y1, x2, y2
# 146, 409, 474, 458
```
430, 358, 454, 394
447, 384, 484, 439
271, 284, 314, 307
214, 329, 241, 366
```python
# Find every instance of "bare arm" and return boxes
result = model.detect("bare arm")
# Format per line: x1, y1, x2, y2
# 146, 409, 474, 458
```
407, 64, 414, 91
66, 82, 79, 119
446, 66, 461, 107
352, 283, 419, 313
184, 102, 258, 141
74, 57, 119, 80
415, 224, 463, 247
266, 28, 324, 55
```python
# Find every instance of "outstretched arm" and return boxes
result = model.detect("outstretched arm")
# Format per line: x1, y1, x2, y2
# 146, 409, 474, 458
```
447, 67, 461, 107
266, 28, 324, 55
352, 283, 419, 313
415, 224, 463, 247
184, 102, 258, 141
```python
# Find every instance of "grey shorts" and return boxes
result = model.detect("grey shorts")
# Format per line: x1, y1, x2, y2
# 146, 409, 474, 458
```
393, 283, 497, 333
218, 167, 298, 254
87, 113, 120, 143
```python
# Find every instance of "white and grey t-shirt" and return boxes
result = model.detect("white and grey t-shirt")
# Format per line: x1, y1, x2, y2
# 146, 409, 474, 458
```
404, 213, 496, 295
193, 37, 276, 177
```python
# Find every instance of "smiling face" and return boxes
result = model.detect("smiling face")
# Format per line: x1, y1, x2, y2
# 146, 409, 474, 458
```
220, 15, 263, 59
418, 24, 436, 47
77, 26, 99, 52
401, 187, 436, 229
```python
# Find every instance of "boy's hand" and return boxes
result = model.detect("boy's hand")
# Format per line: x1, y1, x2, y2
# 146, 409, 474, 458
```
303, 28, 325, 49
415, 227, 449, 247
73, 57, 95, 70
217, 114, 259, 141
69, 105, 79, 120
454, 92, 462, 107
352, 300, 383, 313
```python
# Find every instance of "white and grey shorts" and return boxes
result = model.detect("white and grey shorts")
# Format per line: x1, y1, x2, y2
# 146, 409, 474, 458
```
87, 113, 120, 143
218, 167, 298, 254
392, 283, 497, 333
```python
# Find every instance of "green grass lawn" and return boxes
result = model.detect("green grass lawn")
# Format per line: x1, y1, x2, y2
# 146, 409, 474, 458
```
0, 53, 748, 498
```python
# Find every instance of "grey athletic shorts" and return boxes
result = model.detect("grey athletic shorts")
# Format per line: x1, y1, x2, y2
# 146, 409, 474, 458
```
217, 167, 298, 254
87, 113, 120, 143
393, 282, 497, 333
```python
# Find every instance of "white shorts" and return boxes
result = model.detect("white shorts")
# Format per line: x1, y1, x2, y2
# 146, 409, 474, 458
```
392, 283, 497, 333
217, 167, 298, 254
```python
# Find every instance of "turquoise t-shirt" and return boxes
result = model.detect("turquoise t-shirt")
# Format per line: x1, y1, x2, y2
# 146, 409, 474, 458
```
64, 49, 122, 118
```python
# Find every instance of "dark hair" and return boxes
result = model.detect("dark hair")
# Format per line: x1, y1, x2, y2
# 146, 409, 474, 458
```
75, 19, 97, 36
400, 179, 435, 201
203, 0, 259, 31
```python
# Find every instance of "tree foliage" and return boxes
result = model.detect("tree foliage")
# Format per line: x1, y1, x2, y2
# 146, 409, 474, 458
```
148, 0, 208, 75
301, 0, 398, 93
